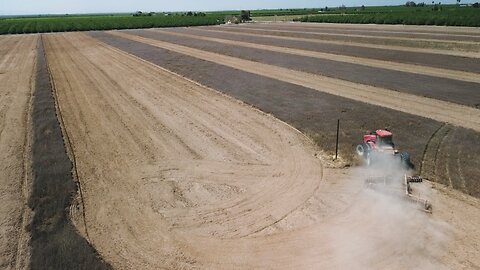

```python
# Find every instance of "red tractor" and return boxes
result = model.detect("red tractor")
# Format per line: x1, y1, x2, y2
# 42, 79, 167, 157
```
356, 129, 412, 168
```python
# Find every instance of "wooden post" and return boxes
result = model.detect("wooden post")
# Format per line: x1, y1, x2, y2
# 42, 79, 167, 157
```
335, 119, 340, 160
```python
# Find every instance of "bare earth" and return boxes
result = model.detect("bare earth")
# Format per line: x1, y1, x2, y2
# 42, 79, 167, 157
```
0, 35, 36, 269
150, 29, 480, 84
42, 32, 480, 269
108, 31, 480, 133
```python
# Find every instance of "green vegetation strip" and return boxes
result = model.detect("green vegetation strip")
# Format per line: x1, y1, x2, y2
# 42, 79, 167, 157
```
28, 35, 111, 269
0, 15, 222, 35
296, 5, 480, 27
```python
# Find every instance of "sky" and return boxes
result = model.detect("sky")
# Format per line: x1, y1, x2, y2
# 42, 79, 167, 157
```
0, 0, 477, 15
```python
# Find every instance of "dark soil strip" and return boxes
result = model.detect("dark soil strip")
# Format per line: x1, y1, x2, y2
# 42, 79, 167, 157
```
90, 31, 480, 198
198, 26, 480, 71
177, 27, 480, 73
242, 24, 480, 42
89, 31, 441, 165
212, 27, 480, 52
28, 35, 111, 270
127, 29, 480, 108
280, 24, 480, 36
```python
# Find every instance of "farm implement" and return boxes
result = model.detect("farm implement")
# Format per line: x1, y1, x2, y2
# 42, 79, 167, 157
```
364, 174, 432, 213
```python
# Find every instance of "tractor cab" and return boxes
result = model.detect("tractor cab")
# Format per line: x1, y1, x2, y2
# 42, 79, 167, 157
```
362, 129, 395, 150
356, 129, 412, 168
375, 129, 395, 148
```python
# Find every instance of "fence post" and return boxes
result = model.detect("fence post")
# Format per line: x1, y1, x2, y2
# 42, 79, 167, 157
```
335, 119, 340, 160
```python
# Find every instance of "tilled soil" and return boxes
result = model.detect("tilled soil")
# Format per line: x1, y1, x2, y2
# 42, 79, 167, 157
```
169, 27, 480, 73
244, 23, 480, 42
0, 34, 36, 269
29, 35, 111, 270
213, 25, 480, 52
90, 29, 480, 197
43, 32, 480, 269
2, 22, 480, 269
44, 32, 325, 268
125, 28, 480, 107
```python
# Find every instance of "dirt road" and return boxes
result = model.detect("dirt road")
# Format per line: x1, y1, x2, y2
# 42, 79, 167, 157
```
41, 32, 480, 269
0, 35, 37, 269
107, 31, 480, 133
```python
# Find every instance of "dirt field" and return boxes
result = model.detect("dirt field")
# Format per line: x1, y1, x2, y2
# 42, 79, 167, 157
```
0, 34, 37, 269
41, 31, 480, 269
89, 27, 480, 197
1, 22, 479, 269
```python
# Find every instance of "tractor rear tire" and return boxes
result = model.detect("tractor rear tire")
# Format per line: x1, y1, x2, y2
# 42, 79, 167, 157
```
356, 143, 369, 157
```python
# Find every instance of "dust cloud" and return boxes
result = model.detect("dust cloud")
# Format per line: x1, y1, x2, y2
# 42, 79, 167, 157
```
328, 155, 451, 269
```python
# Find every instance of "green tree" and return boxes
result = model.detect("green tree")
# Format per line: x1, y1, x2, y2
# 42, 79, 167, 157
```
240, 10, 251, 22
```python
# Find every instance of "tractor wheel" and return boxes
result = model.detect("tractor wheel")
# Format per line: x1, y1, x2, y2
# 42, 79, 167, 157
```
356, 143, 369, 157
400, 152, 413, 169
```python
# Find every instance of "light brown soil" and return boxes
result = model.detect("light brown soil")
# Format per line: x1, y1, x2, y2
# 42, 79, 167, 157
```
108, 31, 480, 133
43, 32, 480, 269
151, 29, 480, 84
201, 27, 480, 58
0, 35, 37, 269
283, 22, 480, 35
218, 25, 480, 52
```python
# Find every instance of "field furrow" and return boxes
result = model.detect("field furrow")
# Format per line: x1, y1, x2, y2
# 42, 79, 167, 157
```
151, 28, 479, 84
129, 28, 480, 107
216, 25, 480, 52
245, 23, 480, 42
104, 31, 480, 132
177, 27, 480, 73
200, 26, 480, 58
280, 22, 480, 35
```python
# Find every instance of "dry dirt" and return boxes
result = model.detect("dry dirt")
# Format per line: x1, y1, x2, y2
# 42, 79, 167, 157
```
149, 29, 480, 84
0, 35, 37, 269
200, 26, 480, 58
214, 24, 480, 53
107, 31, 480, 132
42, 32, 480, 269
